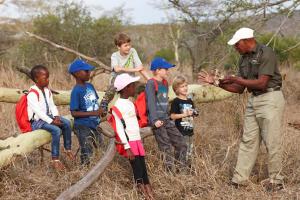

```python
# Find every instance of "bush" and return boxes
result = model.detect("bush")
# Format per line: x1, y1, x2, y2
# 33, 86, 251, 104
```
17, 2, 122, 68
257, 34, 300, 63
154, 48, 175, 62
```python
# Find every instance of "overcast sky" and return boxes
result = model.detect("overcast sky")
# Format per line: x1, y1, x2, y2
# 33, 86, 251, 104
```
0, 0, 174, 24
81, 0, 172, 24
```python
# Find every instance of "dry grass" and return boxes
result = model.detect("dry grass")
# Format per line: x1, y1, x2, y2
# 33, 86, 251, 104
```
0, 63, 299, 200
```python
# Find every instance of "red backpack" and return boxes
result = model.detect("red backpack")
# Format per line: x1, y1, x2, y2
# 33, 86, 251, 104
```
15, 89, 40, 133
134, 78, 168, 128
108, 106, 129, 157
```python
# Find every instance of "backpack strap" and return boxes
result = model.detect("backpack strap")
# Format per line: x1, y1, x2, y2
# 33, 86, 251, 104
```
162, 79, 168, 87
29, 89, 39, 101
111, 106, 129, 141
150, 78, 168, 92
133, 103, 140, 120
27, 89, 40, 121
48, 88, 52, 98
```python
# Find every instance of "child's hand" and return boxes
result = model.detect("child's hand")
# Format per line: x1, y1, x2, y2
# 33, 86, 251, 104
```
98, 108, 105, 117
52, 117, 62, 126
154, 120, 164, 128
135, 66, 144, 72
54, 116, 61, 122
126, 149, 135, 160
186, 109, 193, 117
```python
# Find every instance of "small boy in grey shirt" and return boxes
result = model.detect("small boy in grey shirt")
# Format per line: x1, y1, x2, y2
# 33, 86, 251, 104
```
146, 57, 187, 172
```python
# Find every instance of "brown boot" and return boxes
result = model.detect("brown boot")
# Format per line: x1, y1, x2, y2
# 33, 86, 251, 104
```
51, 159, 66, 171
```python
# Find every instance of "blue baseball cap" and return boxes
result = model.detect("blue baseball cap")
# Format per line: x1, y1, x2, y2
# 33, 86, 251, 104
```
68, 59, 95, 74
150, 57, 175, 71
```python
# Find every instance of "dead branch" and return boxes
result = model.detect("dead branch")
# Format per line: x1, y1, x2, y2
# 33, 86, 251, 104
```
25, 31, 111, 73
266, 2, 300, 46
282, 40, 300, 53
16, 65, 32, 80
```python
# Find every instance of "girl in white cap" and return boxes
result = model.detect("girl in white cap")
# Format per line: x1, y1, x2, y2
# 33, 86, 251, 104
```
111, 73, 154, 200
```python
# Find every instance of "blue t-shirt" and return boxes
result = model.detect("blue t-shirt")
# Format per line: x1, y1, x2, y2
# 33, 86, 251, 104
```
70, 83, 100, 129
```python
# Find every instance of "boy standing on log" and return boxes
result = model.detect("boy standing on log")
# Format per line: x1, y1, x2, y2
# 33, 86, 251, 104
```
28, 65, 75, 171
69, 59, 103, 165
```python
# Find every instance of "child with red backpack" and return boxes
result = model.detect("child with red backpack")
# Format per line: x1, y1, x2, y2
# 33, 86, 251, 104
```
26, 65, 74, 170
109, 73, 154, 200
145, 57, 187, 172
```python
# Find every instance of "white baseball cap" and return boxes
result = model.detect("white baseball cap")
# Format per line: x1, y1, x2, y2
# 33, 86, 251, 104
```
114, 73, 140, 91
228, 27, 254, 45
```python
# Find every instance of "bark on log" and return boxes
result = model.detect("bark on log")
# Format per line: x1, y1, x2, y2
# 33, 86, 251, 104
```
0, 87, 105, 106
0, 130, 52, 167
0, 116, 74, 168
0, 85, 234, 105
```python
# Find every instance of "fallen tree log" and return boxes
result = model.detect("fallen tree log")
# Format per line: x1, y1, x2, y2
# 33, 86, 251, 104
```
0, 85, 234, 105
0, 85, 234, 168
0, 87, 105, 106
0, 116, 74, 167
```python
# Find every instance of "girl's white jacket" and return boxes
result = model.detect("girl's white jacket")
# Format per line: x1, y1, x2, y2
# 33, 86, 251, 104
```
112, 98, 141, 149
27, 85, 59, 124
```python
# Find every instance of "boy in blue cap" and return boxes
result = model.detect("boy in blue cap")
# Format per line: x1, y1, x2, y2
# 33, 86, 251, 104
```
145, 57, 187, 172
69, 59, 103, 165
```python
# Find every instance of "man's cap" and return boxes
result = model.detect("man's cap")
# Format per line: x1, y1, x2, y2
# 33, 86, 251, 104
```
114, 73, 140, 92
150, 57, 175, 71
68, 59, 95, 74
228, 27, 254, 45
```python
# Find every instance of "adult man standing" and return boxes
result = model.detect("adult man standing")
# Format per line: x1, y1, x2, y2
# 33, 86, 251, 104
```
199, 27, 285, 191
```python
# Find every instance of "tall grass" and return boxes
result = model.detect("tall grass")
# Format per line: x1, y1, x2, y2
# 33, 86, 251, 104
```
0, 62, 299, 199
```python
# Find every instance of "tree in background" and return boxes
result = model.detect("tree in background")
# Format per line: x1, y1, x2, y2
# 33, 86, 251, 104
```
161, 0, 300, 73
15, 2, 122, 69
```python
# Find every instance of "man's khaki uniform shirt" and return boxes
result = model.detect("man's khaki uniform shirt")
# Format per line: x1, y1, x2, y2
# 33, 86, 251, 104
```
238, 43, 282, 94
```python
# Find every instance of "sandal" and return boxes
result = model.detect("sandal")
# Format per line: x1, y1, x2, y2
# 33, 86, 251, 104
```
51, 159, 66, 171
64, 150, 76, 161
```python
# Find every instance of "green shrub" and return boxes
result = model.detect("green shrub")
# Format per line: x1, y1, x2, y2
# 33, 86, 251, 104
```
154, 48, 175, 62
17, 2, 122, 68
257, 34, 300, 63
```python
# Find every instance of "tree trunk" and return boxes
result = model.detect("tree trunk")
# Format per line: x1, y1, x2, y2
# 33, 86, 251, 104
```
0, 85, 233, 105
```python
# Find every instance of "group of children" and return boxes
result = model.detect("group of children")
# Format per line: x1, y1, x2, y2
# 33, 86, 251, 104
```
24, 33, 198, 199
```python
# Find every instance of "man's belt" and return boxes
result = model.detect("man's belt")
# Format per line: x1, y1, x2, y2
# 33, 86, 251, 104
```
252, 86, 281, 96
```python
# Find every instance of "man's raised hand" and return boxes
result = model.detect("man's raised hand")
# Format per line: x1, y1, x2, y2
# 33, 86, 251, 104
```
198, 70, 215, 85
